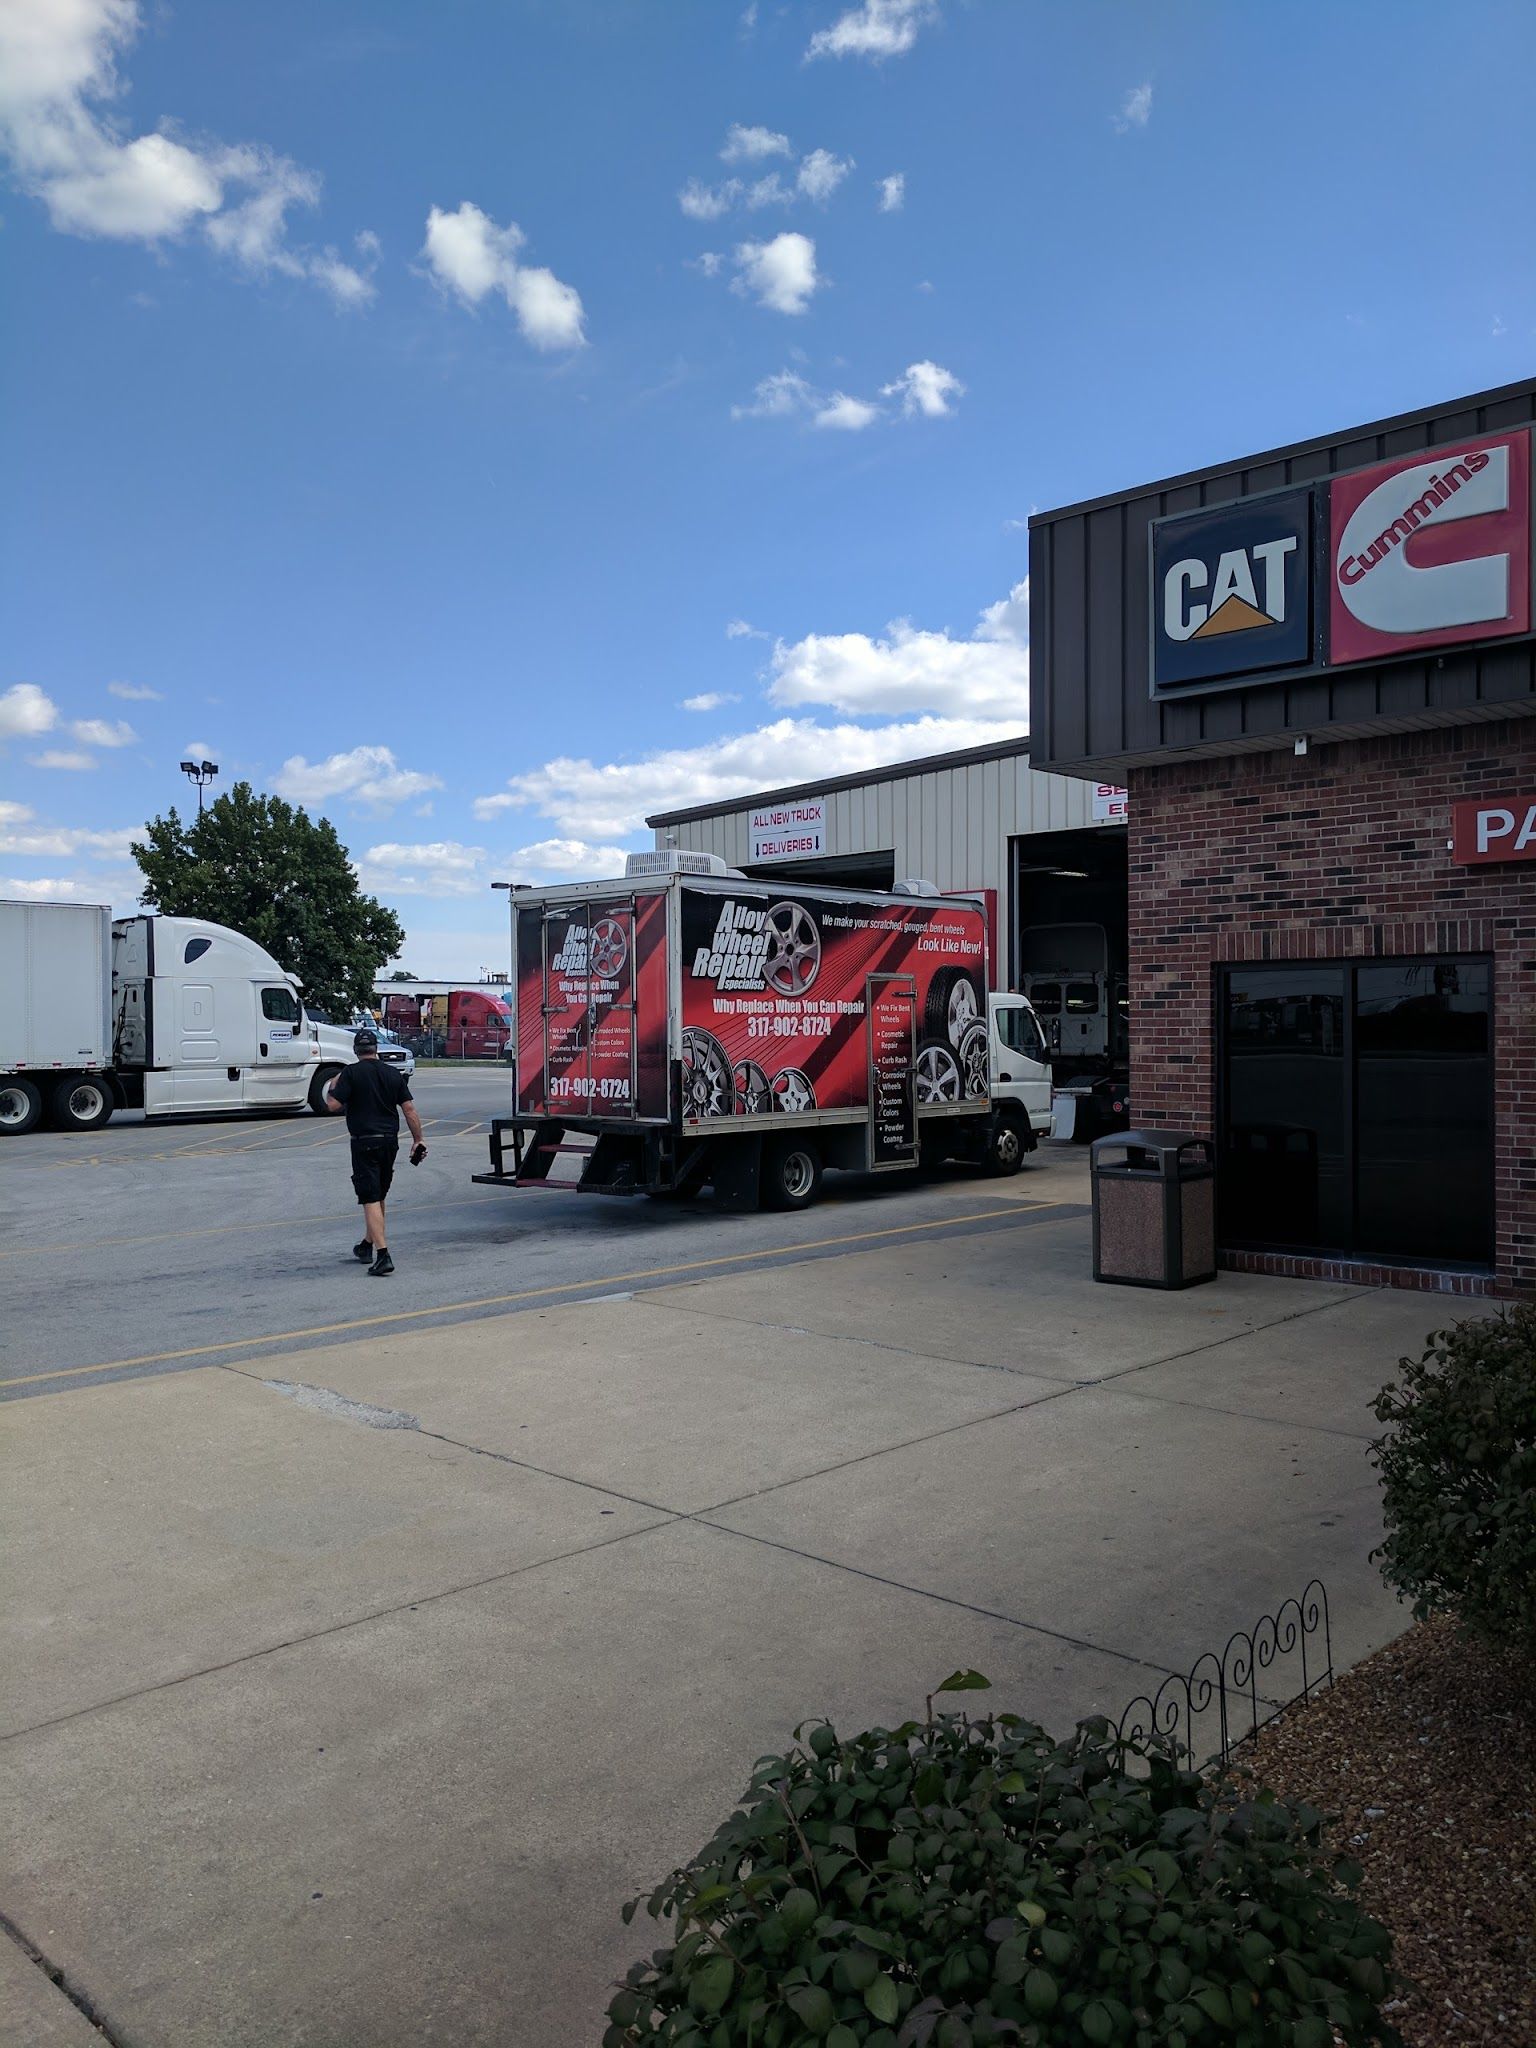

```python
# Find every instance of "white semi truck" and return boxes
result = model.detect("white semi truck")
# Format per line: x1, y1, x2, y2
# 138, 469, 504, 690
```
0, 900, 322, 1134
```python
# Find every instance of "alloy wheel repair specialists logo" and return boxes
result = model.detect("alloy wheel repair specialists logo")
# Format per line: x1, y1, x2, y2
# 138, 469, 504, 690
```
1149, 426, 1532, 696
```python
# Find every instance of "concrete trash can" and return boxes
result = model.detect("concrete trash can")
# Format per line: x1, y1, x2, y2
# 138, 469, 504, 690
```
1090, 1130, 1216, 1289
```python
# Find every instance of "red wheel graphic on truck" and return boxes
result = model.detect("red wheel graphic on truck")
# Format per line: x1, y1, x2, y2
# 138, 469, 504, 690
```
770, 1066, 817, 1113
681, 1028, 734, 1118
588, 917, 628, 979
763, 902, 821, 996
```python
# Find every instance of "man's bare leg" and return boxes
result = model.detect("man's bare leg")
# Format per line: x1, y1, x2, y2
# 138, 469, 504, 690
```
363, 1199, 386, 1250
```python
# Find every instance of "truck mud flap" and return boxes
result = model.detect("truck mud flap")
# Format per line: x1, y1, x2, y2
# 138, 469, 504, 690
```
708, 1133, 762, 1213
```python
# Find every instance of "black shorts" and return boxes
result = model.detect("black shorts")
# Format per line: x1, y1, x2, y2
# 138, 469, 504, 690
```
350, 1136, 399, 1205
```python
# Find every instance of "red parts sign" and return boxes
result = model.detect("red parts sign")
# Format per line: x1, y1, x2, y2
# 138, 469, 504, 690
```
1330, 430, 1531, 665
1451, 794, 1536, 865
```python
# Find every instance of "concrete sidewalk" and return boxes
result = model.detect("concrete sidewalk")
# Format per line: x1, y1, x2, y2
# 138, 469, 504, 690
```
1, 1165, 1444, 2046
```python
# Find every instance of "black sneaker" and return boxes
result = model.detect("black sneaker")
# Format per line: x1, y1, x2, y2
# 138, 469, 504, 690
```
369, 1250, 395, 1277
353, 1239, 373, 1263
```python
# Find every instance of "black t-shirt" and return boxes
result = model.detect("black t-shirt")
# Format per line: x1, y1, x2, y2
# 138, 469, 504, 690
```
331, 1059, 412, 1138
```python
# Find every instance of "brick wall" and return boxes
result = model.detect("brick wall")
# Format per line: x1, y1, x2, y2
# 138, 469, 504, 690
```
1128, 718, 1536, 1295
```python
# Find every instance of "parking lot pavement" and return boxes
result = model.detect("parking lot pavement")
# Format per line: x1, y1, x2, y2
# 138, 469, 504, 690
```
1, 1102, 1445, 2046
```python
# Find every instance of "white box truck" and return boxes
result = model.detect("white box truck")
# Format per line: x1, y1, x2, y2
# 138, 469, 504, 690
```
0, 900, 322, 1134
473, 852, 1053, 1210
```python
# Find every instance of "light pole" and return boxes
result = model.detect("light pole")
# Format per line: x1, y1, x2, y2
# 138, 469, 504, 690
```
179, 759, 219, 813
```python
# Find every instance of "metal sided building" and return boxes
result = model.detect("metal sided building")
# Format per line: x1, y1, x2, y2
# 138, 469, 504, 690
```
645, 736, 1124, 993
1029, 376, 1536, 1297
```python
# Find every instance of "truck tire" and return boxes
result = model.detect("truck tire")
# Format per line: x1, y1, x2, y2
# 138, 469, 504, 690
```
309, 1064, 342, 1114
762, 1135, 823, 1211
985, 1108, 1028, 1176
0, 1077, 44, 1135
50, 1075, 114, 1132
924, 967, 982, 1048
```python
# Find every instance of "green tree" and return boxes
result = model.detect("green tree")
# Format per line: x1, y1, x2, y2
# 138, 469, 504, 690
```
132, 782, 406, 1016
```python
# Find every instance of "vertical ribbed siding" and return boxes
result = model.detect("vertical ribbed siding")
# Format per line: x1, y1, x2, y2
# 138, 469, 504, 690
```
654, 752, 1108, 981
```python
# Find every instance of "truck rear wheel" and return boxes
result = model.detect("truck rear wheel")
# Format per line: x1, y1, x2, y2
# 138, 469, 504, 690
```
763, 1135, 822, 1211
0, 1078, 44, 1135
309, 1064, 342, 1114
51, 1075, 114, 1132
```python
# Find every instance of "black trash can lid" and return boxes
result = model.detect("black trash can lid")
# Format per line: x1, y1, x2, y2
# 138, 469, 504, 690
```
1090, 1129, 1214, 1171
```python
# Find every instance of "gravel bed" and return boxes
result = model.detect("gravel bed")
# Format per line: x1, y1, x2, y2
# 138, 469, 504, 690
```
1244, 1615, 1534, 2048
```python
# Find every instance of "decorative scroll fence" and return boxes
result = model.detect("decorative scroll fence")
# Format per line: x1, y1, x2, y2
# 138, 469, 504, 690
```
1112, 1580, 1334, 1769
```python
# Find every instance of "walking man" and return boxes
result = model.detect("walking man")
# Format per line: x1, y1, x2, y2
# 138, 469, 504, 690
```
325, 1027, 427, 1276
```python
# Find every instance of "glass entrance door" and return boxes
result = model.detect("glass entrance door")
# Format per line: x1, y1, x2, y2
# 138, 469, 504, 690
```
1219, 956, 1492, 1270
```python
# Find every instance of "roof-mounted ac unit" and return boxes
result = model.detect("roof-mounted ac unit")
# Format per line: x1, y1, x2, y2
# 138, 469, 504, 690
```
625, 850, 731, 878
894, 877, 942, 896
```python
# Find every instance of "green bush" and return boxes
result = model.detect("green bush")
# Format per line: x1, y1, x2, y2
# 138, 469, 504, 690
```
607, 1677, 1397, 2048
1371, 1304, 1536, 1653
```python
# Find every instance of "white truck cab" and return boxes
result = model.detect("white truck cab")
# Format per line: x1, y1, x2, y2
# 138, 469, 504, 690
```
984, 992, 1054, 1166
113, 915, 319, 1118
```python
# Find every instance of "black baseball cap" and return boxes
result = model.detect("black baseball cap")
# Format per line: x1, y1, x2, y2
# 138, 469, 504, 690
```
353, 1027, 379, 1054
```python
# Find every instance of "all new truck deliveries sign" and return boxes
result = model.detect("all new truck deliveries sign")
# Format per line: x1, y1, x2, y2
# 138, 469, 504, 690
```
749, 798, 825, 864
1150, 426, 1532, 698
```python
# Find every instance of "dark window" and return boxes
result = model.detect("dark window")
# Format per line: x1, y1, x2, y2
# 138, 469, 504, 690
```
1029, 981, 1061, 1016
261, 987, 300, 1024
996, 1005, 1047, 1060
183, 936, 212, 964
1065, 981, 1101, 1015
1219, 958, 1491, 1269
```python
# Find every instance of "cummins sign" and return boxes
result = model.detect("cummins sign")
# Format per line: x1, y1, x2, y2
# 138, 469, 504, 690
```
1150, 427, 1531, 699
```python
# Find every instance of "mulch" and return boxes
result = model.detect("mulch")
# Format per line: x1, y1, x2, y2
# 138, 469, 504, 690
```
1243, 1614, 1535, 2048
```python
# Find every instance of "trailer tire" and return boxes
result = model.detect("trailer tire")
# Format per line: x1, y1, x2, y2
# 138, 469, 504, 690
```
0, 1077, 44, 1135
762, 1135, 822, 1211
50, 1075, 114, 1132
985, 1108, 1028, 1176
309, 1064, 342, 1114
924, 967, 983, 1048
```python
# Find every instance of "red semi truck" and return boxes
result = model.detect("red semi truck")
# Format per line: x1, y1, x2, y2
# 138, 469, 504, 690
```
379, 987, 513, 1059
472, 852, 1051, 1210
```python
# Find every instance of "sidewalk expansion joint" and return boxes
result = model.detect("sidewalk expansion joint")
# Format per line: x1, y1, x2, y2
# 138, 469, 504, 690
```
0, 1912, 125, 2045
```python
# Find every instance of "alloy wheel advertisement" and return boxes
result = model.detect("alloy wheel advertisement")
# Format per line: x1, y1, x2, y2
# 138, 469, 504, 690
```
679, 887, 988, 1122
516, 894, 667, 1117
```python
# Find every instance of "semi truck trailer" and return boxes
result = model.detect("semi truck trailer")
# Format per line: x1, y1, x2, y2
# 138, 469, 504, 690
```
473, 852, 1052, 1210
0, 900, 320, 1133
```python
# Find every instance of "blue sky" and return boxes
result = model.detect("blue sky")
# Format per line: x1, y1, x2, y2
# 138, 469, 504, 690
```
3, 0, 1533, 975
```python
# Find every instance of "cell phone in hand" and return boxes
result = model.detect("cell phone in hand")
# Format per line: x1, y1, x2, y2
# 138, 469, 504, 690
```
410, 1142, 427, 1165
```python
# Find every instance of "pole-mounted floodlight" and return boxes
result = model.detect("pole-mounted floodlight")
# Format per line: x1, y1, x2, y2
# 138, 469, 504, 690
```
179, 759, 219, 812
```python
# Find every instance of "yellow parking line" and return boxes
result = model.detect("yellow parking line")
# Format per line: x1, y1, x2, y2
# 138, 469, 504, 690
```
3, 1203, 1063, 1390
0, 1192, 507, 1262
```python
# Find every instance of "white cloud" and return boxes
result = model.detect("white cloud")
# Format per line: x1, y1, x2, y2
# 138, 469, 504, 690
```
814, 392, 881, 431
807, 0, 939, 61
1114, 82, 1153, 132
881, 358, 965, 417
679, 177, 741, 221
107, 679, 161, 700
0, 823, 137, 859
0, 801, 36, 825
0, 682, 58, 738
273, 745, 443, 808
726, 619, 768, 640
0, 875, 93, 900
421, 201, 586, 350
878, 172, 905, 212
797, 148, 852, 204
767, 580, 1028, 720
358, 839, 487, 898
30, 750, 97, 771
0, 0, 372, 301
473, 713, 1019, 842
180, 738, 216, 761
690, 250, 726, 277
732, 232, 820, 314
734, 357, 962, 429
721, 124, 791, 164
681, 692, 742, 712
70, 716, 137, 747
508, 839, 631, 881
